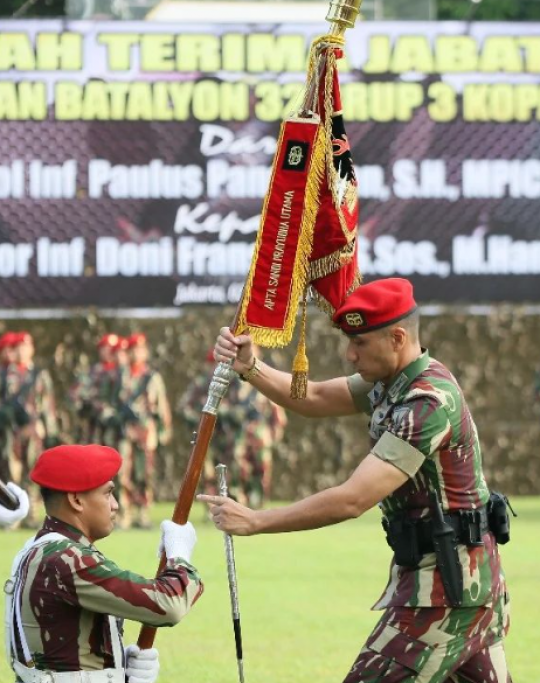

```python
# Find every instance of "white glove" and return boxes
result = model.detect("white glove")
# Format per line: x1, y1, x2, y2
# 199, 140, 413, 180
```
0, 483, 30, 527
124, 644, 159, 683
158, 520, 197, 562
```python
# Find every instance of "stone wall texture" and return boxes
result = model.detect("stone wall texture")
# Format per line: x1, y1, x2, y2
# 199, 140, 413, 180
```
3, 305, 539, 498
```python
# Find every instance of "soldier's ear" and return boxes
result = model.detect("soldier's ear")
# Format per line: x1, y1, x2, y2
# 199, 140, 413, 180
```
66, 491, 84, 513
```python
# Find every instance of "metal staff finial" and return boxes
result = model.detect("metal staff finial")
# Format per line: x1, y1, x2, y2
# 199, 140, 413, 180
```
216, 463, 245, 683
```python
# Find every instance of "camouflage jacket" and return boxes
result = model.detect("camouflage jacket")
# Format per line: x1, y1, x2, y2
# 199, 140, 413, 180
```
120, 365, 172, 446
11, 516, 203, 672
348, 350, 505, 609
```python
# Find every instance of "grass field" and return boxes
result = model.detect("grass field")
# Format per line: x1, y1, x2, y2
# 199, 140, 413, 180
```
1, 498, 538, 682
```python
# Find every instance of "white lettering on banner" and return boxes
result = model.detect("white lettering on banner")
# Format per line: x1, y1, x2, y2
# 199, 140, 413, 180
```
462, 159, 540, 198
354, 165, 390, 200
0, 161, 25, 198
96, 238, 174, 276
36, 237, 85, 276
264, 190, 294, 311
173, 204, 260, 242
29, 160, 77, 199
0, 243, 34, 277
359, 236, 451, 277
88, 160, 203, 199
173, 283, 227, 305
199, 124, 276, 156
206, 160, 271, 198
393, 160, 459, 200
453, 235, 540, 274
173, 281, 245, 305
176, 237, 253, 276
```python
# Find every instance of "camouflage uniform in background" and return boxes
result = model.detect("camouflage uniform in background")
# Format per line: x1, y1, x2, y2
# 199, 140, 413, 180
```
178, 370, 286, 507
0, 358, 20, 484
10, 515, 202, 673
344, 350, 511, 683
120, 361, 172, 527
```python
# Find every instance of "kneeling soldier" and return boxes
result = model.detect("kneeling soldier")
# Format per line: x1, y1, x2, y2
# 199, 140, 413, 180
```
5, 444, 203, 683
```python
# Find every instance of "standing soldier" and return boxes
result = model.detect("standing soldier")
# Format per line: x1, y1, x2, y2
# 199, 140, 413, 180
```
71, 334, 121, 446
11, 332, 59, 526
120, 333, 172, 529
178, 349, 287, 508
235, 385, 287, 508
5, 444, 203, 682
203, 278, 512, 683
0, 332, 19, 484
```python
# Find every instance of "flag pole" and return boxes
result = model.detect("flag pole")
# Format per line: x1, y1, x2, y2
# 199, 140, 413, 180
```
137, 0, 364, 651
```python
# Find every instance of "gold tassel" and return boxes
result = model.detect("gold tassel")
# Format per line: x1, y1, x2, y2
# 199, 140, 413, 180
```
290, 292, 309, 399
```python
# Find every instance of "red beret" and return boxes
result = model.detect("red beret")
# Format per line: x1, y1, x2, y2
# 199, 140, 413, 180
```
97, 333, 119, 349
0, 332, 17, 349
127, 333, 147, 348
30, 445, 122, 492
333, 278, 417, 335
13, 331, 33, 346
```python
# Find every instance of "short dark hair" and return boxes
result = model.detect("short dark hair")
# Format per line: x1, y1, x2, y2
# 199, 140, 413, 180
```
39, 487, 64, 508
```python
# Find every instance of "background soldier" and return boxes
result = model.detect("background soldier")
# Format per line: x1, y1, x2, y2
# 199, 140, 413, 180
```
178, 348, 287, 508
203, 278, 512, 683
6, 444, 202, 683
71, 333, 122, 445
11, 332, 59, 526
120, 333, 172, 529
0, 332, 19, 484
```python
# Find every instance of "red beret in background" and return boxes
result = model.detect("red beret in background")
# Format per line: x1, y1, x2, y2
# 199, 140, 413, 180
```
127, 333, 147, 348
30, 445, 122, 492
333, 278, 417, 335
13, 331, 33, 346
0, 332, 17, 349
97, 333, 120, 348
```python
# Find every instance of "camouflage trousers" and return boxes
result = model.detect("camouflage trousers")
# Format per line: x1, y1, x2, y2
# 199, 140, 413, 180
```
343, 593, 511, 683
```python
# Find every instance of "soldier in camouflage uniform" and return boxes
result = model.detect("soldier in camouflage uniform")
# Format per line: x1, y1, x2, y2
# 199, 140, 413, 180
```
203, 278, 512, 683
178, 350, 286, 507
5, 444, 202, 683
10, 332, 59, 526
119, 333, 172, 529
0, 332, 19, 484
70, 334, 122, 446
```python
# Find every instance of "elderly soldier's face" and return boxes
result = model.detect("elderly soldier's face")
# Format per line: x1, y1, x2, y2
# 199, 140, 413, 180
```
78, 480, 119, 541
346, 327, 402, 384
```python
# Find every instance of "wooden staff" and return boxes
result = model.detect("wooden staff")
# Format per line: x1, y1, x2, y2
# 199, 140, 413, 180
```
137, 360, 235, 649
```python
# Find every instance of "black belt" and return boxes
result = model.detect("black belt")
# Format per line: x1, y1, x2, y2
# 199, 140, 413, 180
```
384, 506, 489, 554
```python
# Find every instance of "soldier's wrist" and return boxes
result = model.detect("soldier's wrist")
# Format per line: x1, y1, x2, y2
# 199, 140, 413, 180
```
238, 356, 261, 382
235, 355, 256, 377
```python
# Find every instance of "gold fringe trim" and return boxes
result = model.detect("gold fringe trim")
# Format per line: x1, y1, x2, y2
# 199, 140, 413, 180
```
309, 240, 356, 282
235, 122, 326, 347
291, 293, 309, 399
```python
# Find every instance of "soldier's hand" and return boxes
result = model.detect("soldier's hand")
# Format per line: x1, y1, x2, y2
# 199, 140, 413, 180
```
197, 494, 258, 536
214, 327, 254, 375
125, 644, 159, 683
0, 483, 30, 527
158, 520, 197, 562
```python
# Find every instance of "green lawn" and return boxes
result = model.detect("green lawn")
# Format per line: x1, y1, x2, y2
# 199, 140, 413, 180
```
1, 499, 537, 682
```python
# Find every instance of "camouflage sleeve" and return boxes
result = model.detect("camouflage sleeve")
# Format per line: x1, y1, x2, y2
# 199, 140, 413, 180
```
372, 396, 451, 477
56, 544, 203, 627
346, 374, 372, 414
149, 373, 172, 442
37, 370, 59, 437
